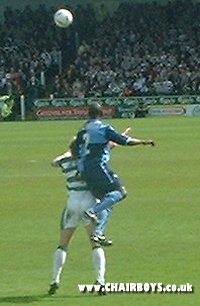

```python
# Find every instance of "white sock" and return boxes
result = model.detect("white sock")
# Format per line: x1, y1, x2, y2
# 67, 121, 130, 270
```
51, 247, 67, 284
92, 247, 106, 285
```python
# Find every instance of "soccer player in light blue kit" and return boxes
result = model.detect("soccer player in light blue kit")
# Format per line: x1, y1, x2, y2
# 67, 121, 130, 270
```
75, 102, 155, 235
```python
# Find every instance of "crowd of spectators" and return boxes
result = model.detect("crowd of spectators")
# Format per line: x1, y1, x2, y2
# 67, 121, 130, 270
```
0, 0, 200, 112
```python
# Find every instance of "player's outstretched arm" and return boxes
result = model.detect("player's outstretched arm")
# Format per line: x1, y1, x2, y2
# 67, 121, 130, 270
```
109, 127, 132, 149
127, 138, 155, 146
107, 125, 154, 147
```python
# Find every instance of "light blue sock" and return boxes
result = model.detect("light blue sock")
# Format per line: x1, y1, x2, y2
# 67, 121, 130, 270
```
93, 191, 124, 214
95, 209, 111, 236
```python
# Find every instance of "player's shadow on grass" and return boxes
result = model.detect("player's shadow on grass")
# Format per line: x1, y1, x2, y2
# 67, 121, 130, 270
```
0, 294, 48, 304
0, 293, 99, 304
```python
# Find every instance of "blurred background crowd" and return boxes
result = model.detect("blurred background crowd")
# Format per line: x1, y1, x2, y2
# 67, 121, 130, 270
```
0, 0, 200, 112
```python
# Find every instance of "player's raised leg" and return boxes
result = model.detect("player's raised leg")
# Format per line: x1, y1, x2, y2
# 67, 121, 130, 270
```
85, 170, 127, 224
91, 208, 113, 246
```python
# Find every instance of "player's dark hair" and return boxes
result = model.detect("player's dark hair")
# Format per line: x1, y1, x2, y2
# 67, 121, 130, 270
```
88, 102, 103, 118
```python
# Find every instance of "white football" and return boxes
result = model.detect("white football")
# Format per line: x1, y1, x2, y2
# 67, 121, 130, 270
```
54, 9, 73, 28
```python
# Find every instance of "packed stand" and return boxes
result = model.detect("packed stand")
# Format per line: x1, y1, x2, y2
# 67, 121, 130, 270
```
0, 0, 200, 115
0, 3, 96, 113
70, 0, 200, 98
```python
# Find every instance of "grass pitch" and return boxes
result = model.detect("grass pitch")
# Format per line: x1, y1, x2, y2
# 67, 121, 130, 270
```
0, 117, 199, 306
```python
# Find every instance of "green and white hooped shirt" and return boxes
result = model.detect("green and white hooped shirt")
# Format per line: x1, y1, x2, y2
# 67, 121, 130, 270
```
53, 155, 88, 192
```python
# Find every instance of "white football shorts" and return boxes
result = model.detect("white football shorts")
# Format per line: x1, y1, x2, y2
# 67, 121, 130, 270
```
60, 190, 96, 229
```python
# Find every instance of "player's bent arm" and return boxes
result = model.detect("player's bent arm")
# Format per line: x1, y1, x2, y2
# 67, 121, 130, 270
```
106, 125, 155, 147
51, 151, 72, 167
122, 127, 132, 136
51, 158, 60, 167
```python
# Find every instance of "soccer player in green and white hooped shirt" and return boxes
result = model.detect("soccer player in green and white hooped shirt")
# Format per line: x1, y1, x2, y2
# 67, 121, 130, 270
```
48, 139, 110, 295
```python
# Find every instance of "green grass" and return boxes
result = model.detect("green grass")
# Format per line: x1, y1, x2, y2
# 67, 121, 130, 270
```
0, 117, 199, 306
